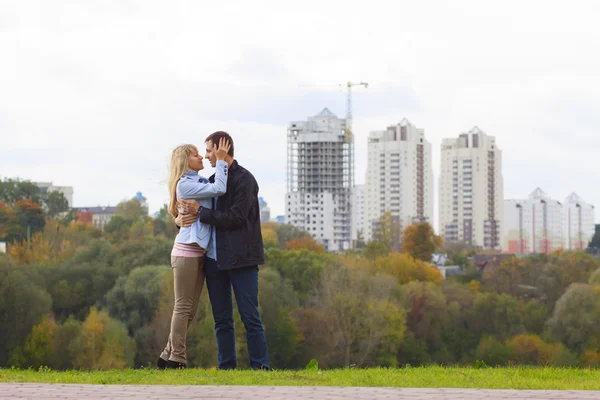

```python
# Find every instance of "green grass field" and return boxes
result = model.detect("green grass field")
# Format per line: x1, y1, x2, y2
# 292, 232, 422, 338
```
1, 367, 600, 390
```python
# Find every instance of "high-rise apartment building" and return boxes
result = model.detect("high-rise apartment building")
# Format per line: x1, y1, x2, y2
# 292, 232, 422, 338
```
439, 127, 503, 250
503, 188, 563, 254
364, 119, 433, 244
563, 193, 595, 250
285, 108, 353, 251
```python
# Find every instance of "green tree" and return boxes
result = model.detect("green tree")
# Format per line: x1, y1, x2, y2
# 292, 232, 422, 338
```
0, 257, 52, 365
470, 292, 525, 341
588, 224, 600, 253
264, 248, 332, 300
52, 316, 83, 370
116, 199, 147, 221
0, 178, 43, 205
370, 211, 401, 252
44, 191, 69, 219
105, 265, 170, 335
258, 268, 301, 369
547, 283, 600, 353
153, 204, 179, 238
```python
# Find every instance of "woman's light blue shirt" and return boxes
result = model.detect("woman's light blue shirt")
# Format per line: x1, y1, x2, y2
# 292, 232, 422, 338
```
174, 160, 228, 249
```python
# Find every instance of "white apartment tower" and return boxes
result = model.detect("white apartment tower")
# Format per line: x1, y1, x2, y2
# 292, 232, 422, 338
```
503, 188, 563, 254
285, 108, 353, 252
364, 119, 433, 244
439, 127, 503, 250
563, 193, 595, 250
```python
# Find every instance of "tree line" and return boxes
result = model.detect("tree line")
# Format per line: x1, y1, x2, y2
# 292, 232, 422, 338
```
2, 178, 600, 370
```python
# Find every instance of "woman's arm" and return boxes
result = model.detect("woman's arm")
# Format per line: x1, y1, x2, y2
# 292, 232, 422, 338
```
177, 160, 228, 200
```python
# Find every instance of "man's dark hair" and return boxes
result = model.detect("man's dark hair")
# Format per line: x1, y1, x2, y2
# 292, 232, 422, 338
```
205, 131, 234, 157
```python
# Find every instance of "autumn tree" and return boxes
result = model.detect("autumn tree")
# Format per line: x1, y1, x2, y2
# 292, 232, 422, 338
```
23, 314, 58, 368
373, 252, 443, 285
285, 236, 325, 253
0, 178, 69, 219
72, 307, 135, 370
402, 222, 442, 262
275, 223, 308, 249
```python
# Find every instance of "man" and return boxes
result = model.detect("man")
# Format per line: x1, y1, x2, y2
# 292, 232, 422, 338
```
176, 131, 270, 371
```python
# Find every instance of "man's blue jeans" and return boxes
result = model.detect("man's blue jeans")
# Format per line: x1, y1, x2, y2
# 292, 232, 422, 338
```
204, 257, 270, 370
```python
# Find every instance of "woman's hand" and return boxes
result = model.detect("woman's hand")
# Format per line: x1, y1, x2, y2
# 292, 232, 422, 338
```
215, 138, 231, 161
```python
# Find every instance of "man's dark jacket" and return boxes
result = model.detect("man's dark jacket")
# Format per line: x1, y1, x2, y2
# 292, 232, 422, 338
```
198, 160, 265, 270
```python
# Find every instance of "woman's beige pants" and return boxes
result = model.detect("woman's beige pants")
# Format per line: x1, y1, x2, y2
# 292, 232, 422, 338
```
160, 255, 205, 364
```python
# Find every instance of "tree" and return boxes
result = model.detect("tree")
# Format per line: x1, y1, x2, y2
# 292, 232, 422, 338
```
588, 224, 600, 253
470, 292, 525, 341
116, 199, 147, 222
475, 336, 509, 366
402, 222, 442, 262
547, 283, 600, 353
153, 204, 179, 238
275, 224, 308, 249
258, 268, 301, 369
0, 257, 52, 365
105, 265, 170, 335
0, 178, 69, 219
285, 236, 325, 253
303, 264, 406, 367
0, 178, 43, 205
72, 307, 135, 370
373, 252, 443, 285
264, 248, 333, 300
505, 334, 577, 367
261, 226, 278, 249
401, 282, 449, 352
23, 314, 58, 368
52, 316, 83, 370
44, 191, 69, 219
370, 211, 401, 252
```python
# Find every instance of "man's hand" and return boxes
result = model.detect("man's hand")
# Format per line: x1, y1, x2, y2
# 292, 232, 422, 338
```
175, 213, 199, 228
178, 199, 201, 214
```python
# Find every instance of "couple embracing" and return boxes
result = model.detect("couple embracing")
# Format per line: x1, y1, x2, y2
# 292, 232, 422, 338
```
157, 131, 270, 371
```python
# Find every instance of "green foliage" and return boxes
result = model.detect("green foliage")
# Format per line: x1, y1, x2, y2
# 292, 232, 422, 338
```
305, 359, 318, 370
105, 265, 170, 335
588, 224, 600, 252
475, 336, 509, 366
264, 248, 332, 299
0, 258, 52, 365
547, 283, 600, 353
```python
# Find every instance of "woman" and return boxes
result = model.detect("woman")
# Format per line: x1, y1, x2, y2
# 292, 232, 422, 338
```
157, 137, 231, 369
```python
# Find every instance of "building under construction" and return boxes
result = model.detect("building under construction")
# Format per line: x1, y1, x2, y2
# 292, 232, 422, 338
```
285, 108, 353, 252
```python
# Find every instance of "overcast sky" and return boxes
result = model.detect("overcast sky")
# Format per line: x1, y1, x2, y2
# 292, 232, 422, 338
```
2, 0, 599, 226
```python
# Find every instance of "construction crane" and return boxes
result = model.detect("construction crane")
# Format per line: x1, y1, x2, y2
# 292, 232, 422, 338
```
341, 81, 367, 193
343, 81, 368, 143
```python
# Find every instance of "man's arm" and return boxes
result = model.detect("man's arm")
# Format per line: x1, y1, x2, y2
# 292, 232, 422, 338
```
198, 177, 256, 229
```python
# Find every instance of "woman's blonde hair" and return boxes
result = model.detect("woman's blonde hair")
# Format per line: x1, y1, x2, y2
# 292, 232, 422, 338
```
168, 144, 198, 217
